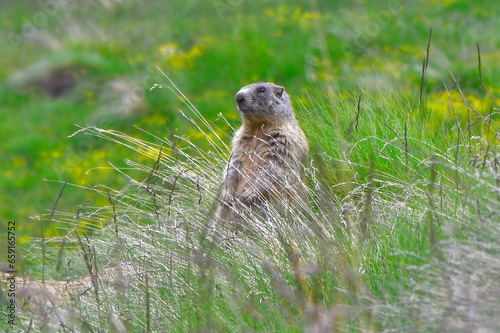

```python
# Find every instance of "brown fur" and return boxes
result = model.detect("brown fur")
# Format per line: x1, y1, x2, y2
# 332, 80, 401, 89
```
217, 82, 309, 225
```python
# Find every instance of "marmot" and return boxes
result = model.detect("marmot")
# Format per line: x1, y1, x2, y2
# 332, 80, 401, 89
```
217, 82, 309, 224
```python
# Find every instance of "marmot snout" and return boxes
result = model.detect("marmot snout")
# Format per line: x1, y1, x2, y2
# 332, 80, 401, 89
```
217, 82, 309, 226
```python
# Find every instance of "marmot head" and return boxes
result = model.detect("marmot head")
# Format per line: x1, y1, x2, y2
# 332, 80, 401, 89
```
235, 82, 294, 125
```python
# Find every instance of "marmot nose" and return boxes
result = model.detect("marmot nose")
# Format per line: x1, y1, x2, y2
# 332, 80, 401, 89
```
235, 91, 245, 104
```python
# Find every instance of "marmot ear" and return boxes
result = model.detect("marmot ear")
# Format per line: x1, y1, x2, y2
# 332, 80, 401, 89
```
274, 86, 285, 98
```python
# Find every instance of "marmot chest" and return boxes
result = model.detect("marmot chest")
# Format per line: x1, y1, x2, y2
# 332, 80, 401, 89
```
232, 129, 285, 174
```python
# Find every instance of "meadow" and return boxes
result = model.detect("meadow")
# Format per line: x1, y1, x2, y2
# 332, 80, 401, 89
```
1, 0, 500, 331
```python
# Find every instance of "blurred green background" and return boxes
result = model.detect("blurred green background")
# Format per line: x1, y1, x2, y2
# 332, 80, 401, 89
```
1, 0, 499, 243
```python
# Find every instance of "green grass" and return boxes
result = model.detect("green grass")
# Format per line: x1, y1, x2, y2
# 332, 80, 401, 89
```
4, 72, 500, 331
1, 0, 500, 331
2, 0, 500, 241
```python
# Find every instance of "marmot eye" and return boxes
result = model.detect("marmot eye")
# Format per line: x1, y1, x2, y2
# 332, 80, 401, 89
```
258, 87, 266, 93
